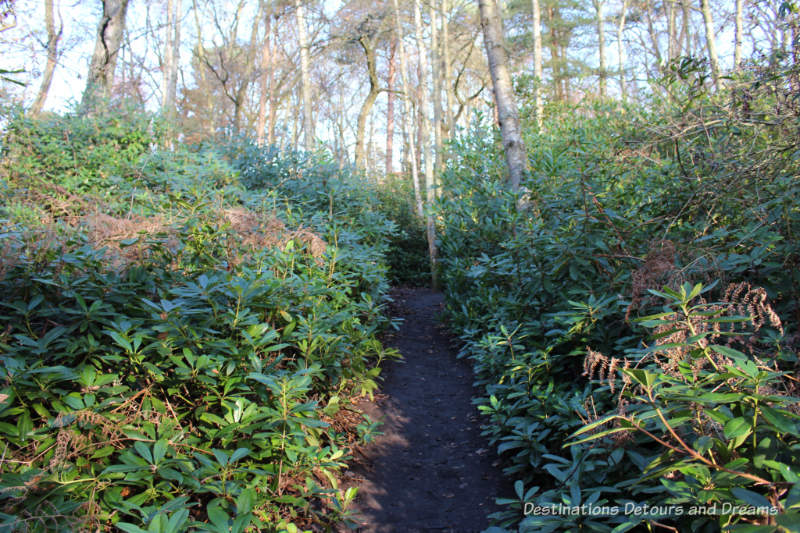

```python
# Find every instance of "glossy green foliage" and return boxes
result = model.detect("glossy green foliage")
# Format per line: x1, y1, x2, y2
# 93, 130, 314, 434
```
0, 110, 399, 532
438, 59, 800, 532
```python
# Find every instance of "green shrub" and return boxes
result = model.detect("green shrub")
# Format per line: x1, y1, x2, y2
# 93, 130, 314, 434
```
0, 114, 398, 532
438, 57, 800, 532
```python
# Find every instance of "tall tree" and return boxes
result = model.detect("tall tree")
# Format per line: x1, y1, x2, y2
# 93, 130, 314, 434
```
531, 0, 543, 128
593, 0, 607, 98
191, 0, 214, 136
681, 0, 691, 54
700, 0, 720, 87
616, 0, 628, 101
734, 0, 743, 71
256, 0, 274, 146
386, 38, 396, 174
391, 0, 423, 217
441, 0, 455, 137
430, 2, 443, 169
667, 0, 677, 61
413, 0, 438, 286
295, 0, 314, 151
477, 0, 527, 192
162, 0, 181, 143
30, 0, 61, 116
82, 0, 130, 109
352, 9, 386, 170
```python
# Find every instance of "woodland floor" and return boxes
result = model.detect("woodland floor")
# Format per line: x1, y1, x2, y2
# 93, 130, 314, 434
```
346, 287, 507, 532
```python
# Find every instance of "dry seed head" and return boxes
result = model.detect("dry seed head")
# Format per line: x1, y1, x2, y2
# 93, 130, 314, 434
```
608, 357, 620, 393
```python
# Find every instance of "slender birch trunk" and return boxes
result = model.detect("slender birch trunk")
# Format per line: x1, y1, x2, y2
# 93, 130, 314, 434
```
268, 14, 280, 145
442, 0, 455, 138
430, 3, 443, 170
31, 0, 61, 116
547, 6, 563, 100
531, 0, 543, 128
645, 0, 662, 69
391, 0, 423, 218
295, 0, 314, 151
386, 38, 397, 175
667, 0, 676, 61
162, 0, 180, 116
257, 1, 273, 146
681, 0, 691, 55
593, 0, 606, 99
413, 0, 438, 287
162, 0, 180, 146
616, 0, 628, 101
192, 0, 214, 136
734, 0, 743, 71
700, 0, 721, 88
477, 0, 527, 192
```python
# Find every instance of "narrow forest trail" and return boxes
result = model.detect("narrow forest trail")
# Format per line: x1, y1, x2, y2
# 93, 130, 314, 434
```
348, 288, 507, 532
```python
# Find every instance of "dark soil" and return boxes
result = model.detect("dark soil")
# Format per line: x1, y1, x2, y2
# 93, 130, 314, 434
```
348, 287, 508, 532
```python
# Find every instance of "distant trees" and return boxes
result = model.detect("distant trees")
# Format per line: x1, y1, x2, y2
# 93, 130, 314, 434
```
6, 0, 795, 174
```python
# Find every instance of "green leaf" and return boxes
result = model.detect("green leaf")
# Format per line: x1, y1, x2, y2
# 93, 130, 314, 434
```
710, 344, 748, 362
731, 487, 771, 509
723, 417, 752, 440
760, 405, 798, 435
229, 448, 250, 464
117, 523, 149, 533
153, 439, 168, 465
134, 441, 154, 464
235, 488, 256, 515
207, 499, 230, 529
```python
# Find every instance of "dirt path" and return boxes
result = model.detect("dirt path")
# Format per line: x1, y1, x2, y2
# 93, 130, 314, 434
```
349, 288, 507, 532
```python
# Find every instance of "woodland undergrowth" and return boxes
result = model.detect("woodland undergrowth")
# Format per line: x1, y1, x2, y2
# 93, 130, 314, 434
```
437, 56, 800, 532
0, 108, 401, 532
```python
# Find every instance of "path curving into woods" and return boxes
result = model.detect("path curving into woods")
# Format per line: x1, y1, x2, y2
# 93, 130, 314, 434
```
348, 288, 507, 533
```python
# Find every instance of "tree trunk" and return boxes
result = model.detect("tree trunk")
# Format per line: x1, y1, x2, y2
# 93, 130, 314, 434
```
162, 0, 180, 146
256, 1, 273, 146
531, 0, 543, 128
367, 112, 375, 172
82, 0, 130, 110
667, 0, 676, 61
268, 13, 280, 145
681, 0, 691, 55
478, 0, 527, 191
355, 35, 380, 169
413, 0, 438, 287
391, 0, 423, 218
386, 38, 396, 175
295, 0, 314, 151
547, 6, 562, 101
617, 0, 628, 101
645, 0, 663, 70
593, 0, 606, 99
441, 0, 455, 138
700, 0, 721, 87
430, 3, 443, 170
734, 0, 743, 70
30, 0, 61, 116
192, 0, 214, 137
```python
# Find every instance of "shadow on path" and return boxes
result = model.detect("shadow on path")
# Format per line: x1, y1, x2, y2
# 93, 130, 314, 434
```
349, 288, 508, 533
